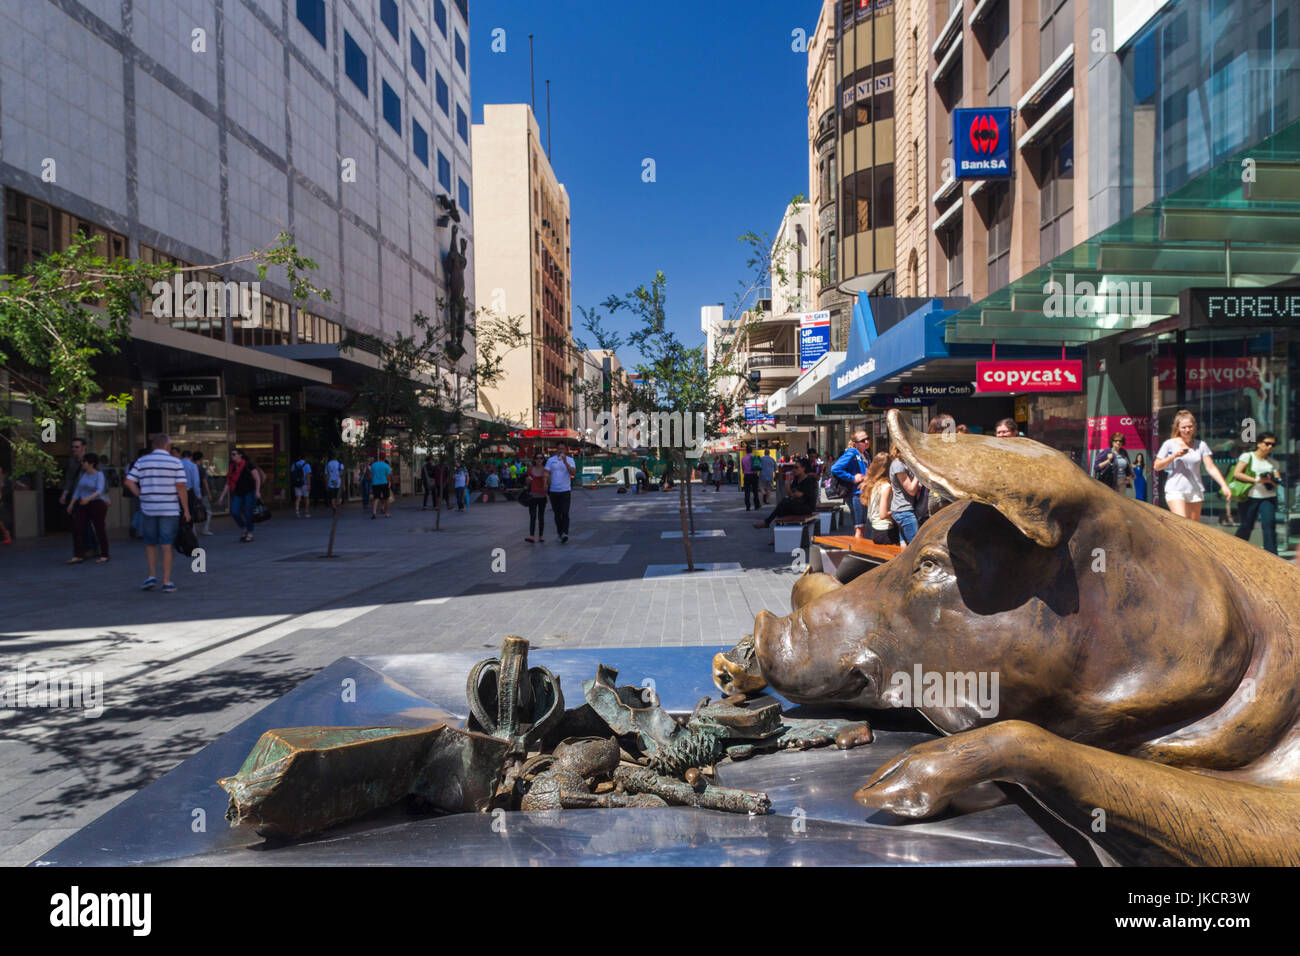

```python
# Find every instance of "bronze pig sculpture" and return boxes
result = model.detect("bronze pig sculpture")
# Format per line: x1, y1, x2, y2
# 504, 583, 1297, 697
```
725, 409, 1300, 866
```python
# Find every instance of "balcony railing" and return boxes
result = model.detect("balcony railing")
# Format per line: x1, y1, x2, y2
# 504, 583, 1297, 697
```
746, 353, 798, 370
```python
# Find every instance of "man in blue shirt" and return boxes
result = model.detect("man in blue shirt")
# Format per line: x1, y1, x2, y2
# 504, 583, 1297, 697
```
369, 454, 392, 518
830, 430, 871, 538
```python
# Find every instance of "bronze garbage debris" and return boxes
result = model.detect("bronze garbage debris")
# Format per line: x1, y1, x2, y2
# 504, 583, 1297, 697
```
219, 636, 872, 840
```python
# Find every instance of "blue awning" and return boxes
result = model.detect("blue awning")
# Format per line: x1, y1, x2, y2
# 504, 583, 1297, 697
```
830, 295, 965, 400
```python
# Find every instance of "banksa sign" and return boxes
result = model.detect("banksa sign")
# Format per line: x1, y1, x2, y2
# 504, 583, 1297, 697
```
953, 108, 1013, 180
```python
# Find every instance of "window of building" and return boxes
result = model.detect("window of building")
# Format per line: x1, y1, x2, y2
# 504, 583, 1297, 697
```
5, 190, 127, 277
458, 177, 471, 215
454, 0, 468, 23
941, 220, 963, 296
344, 32, 368, 96
380, 0, 399, 41
434, 0, 447, 36
985, 182, 1012, 293
435, 70, 449, 114
911, 139, 920, 212
413, 119, 429, 166
296, 0, 327, 49
234, 291, 291, 347
873, 164, 895, 229
827, 229, 838, 284
382, 79, 401, 132
410, 31, 426, 82
437, 151, 451, 191
1039, 124, 1074, 261
298, 310, 341, 344
1039, 0, 1074, 76
456, 104, 468, 143
985, 0, 1010, 107
455, 31, 466, 71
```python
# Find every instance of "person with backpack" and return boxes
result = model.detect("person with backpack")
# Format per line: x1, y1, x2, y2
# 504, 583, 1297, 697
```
292, 456, 311, 517
830, 431, 871, 539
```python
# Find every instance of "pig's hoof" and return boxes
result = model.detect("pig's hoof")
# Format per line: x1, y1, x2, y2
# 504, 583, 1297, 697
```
853, 735, 992, 818
712, 635, 767, 696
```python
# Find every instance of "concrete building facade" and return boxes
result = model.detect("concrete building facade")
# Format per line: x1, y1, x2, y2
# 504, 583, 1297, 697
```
0, 0, 474, 535
472, 103, 572, 430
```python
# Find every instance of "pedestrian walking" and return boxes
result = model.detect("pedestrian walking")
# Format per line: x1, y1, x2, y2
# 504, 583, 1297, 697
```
752, 458, 816, 528
123, 434, 191, 591
65, 452, 111, 564
369, 454, 392, 518
454, 461, 469, 510
1231, 432, 1281, 554
862, 452, 899, 545
545, 442, 576, 543
1092, 432, 1133, 493
524, 453, 550, 543
325, 451, 344, 509
421, 456, 438, 510
1154, 409, 1232, 523
830, 431, 871, 539
740, 444, 759, 511
888, 444, 922, 545
191, 451, 214, 535
291, 456, 312, 517
59, 436, 101, 555
758, 452, 776, 505
360, 460, 372, 510
711, 456, 724, 491
215, 448, 262, 542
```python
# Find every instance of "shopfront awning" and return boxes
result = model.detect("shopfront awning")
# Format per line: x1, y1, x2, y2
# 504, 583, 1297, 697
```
766, 349, 845, 416
945, 118, 1300, 347
830, 295, 970, 400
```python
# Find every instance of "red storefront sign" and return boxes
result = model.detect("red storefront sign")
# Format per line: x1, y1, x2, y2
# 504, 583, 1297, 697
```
1155, 358, 1264, 392
1086, 415, 1153, 451
976, 360, 1083, 393
538, 411, 557, 429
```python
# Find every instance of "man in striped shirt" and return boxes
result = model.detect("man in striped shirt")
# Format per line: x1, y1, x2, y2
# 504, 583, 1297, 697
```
125, 433, 191, 593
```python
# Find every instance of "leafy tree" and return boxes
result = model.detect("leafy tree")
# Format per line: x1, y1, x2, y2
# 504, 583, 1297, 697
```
570, 206, 817, 571
0, 232, 329, 478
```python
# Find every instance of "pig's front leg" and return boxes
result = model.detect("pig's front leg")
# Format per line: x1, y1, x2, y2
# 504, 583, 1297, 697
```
855, 720, 1300, 865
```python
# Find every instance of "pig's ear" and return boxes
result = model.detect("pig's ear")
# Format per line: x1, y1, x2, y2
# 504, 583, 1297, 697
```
886, 409, 1091, 548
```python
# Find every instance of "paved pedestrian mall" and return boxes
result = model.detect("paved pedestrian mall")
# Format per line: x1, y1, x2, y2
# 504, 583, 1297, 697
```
0, 483, 796, 865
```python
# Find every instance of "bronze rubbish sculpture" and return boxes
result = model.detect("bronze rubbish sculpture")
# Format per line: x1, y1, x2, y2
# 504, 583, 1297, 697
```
716, 408, 1300, 865
220, 638, 871, 841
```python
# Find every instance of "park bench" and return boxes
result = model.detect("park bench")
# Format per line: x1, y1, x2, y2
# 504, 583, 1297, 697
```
771, 515, 818, 554
811, 534, 903, 582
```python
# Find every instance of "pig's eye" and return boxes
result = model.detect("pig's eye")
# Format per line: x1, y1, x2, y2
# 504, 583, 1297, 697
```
914, 551, 949, 579
920, 559, 938, 574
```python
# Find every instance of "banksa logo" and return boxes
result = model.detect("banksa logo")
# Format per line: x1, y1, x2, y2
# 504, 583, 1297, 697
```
969, 113, 1000, 154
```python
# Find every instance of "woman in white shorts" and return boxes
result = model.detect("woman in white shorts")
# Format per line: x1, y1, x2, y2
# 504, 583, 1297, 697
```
1154, 409, 1232, 522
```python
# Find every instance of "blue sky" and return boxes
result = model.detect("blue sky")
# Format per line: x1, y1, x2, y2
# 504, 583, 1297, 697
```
471, 1, 820, 362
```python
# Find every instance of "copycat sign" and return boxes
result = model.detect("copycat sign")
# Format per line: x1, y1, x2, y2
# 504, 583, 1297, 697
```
976, 360, 1082, 393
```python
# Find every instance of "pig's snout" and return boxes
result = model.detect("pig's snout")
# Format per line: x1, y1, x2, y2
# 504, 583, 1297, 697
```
755, 607, 884, 705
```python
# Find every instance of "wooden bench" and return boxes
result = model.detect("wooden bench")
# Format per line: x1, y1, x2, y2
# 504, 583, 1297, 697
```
771, 515, 818, 553
810, 535, 903, 581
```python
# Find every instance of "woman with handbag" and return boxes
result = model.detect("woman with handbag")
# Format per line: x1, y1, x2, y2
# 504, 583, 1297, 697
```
215, 448, 262, 543
523, 454, 550, 543
1231, 432, 1281, 554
